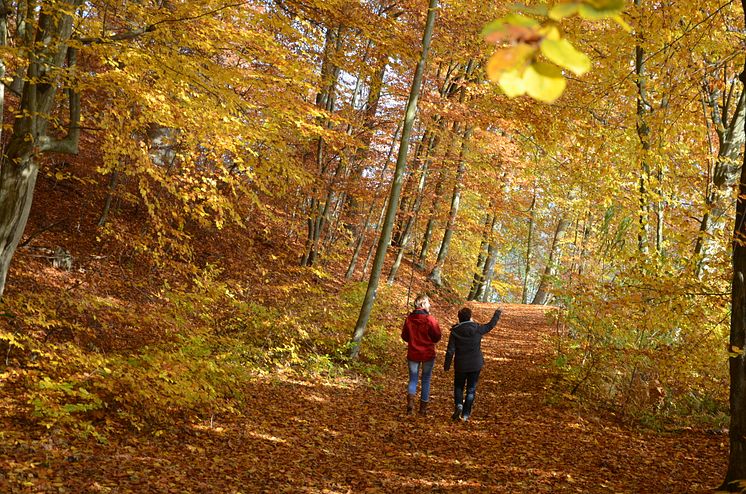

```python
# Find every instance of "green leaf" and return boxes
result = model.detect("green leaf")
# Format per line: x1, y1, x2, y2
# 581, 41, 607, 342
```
549, 3, 580, 20
482, 14, 539, 36
523, 62, 567, 103
540, 38, 591, 75
498, 69, 527, 98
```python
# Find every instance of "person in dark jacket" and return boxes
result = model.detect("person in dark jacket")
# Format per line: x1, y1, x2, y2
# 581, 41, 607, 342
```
444, 306, 501, 421
401, 294, 442, 416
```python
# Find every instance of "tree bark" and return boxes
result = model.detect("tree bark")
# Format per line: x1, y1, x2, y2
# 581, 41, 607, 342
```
468, 211, 495, 300
695, 79, 746, 277
0, 1, 83, 298
531, 215, 571, 305
301, 25, 343, 266
345, 123, 400, 280
428, 125, 472, 287
522, 190, 537, 304
387, 130, 439, 284
721, 4, 746, 487
634, 0, 652, 255
350, 0, 439, 358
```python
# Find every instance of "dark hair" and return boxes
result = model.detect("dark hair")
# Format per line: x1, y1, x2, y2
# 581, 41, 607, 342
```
458, 307, 472, 323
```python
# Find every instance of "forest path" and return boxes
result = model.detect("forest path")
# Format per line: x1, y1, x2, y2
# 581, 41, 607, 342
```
13, 303, 726, 493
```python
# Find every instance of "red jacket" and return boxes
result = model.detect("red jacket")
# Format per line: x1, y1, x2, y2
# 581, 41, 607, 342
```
401, 309, 442, 361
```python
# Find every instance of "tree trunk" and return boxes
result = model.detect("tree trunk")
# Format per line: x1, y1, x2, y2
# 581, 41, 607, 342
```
468, 211, 495, 300
301, 25, 343, 266
634, 0, 652, 255
721, 5, 746, 487
387, 130, 439, 284
0, 1, 83, 298
522, 190, 537, 304
98, 170, 120, 227
695, 82, 746, 277
417, 167, 445, 269
531, 216, 571, 306
0, 4, 7, 145
428, 126, 472, 287
350, 0, 439, 358
345, 122, 400, 280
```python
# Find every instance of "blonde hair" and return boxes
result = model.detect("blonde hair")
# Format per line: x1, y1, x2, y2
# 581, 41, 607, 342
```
414, 294, 430, 309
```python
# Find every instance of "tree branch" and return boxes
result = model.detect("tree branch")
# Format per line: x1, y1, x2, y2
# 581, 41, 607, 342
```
38, 48, 80, 154
77, 1, 249, 45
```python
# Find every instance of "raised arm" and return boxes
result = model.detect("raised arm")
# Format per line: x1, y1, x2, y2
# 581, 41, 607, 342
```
478, 309, 502, 335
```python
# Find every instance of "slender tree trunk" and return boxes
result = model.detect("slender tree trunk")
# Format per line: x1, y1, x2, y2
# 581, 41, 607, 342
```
522, 190, 537, 304
417, 167, 445, 268
345, 123, 400, 280
98, 170, 120, 227
350, 0, 439, 358
478, 241, 499, 302
387, 130, 439, 284
301, 25, 342, 266
696, 83, 746, 277
468, 211, 495, 300
634, 0, 652, 255
531, 216, 571, 305
428, 126, 472, 287
0, 3, 7, 145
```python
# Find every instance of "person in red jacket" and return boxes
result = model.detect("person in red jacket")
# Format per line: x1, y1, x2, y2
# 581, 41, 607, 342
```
401, 294, 442, 416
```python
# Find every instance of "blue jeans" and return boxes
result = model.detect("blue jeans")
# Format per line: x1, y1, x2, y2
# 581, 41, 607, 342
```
407, 359, 435, 402
454, 370, 481, 417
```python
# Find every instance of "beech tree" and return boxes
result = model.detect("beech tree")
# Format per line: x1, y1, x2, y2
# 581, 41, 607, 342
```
350, 0, 439, 358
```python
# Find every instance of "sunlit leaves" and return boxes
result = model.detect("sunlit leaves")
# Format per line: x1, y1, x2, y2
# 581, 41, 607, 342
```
540, 38, 591, 76
484, 0, 626, 102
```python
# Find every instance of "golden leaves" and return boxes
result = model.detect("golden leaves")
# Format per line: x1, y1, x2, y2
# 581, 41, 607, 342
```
484, 0, 626, 103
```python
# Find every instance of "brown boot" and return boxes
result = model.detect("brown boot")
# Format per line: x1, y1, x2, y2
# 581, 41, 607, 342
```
406, 394, 416, 415
418, 400, 429, 417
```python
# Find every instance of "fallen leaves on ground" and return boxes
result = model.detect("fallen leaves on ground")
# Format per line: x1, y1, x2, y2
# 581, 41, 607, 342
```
0, 304, 726, 493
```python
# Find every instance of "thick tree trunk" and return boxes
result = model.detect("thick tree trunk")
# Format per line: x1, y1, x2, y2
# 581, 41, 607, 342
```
531, 216, 570, 305
0, 1, 83, 298
350, 0, 439, 358
0, 157, 39, 297
0, 4, 7, 144
721, 6, 746, 487
428, 126, 472, 287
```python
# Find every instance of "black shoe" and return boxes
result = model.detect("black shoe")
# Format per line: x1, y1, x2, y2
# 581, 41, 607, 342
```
451, 404, 463, 421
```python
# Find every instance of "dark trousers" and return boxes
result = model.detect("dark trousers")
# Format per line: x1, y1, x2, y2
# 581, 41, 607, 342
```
454, 370, 481, 417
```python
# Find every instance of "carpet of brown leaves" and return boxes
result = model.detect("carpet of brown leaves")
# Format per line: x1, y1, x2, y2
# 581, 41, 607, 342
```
1, 303, 727, 493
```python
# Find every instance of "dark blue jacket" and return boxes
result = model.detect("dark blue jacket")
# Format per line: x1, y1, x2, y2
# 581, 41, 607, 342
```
444, 309, 501, 373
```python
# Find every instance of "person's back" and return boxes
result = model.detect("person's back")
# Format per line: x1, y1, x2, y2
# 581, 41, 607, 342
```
444, 307, 501, 421
401, 294, 441, 416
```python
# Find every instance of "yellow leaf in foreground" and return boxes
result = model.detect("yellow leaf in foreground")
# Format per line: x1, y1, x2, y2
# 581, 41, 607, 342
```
498, 69, 527, 98
523, 62, 566, 103
540, 38, 591, 76
486, 45, 536, 80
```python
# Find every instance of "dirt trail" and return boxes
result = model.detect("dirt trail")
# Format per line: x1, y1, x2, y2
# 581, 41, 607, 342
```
3, 303, 727, 493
